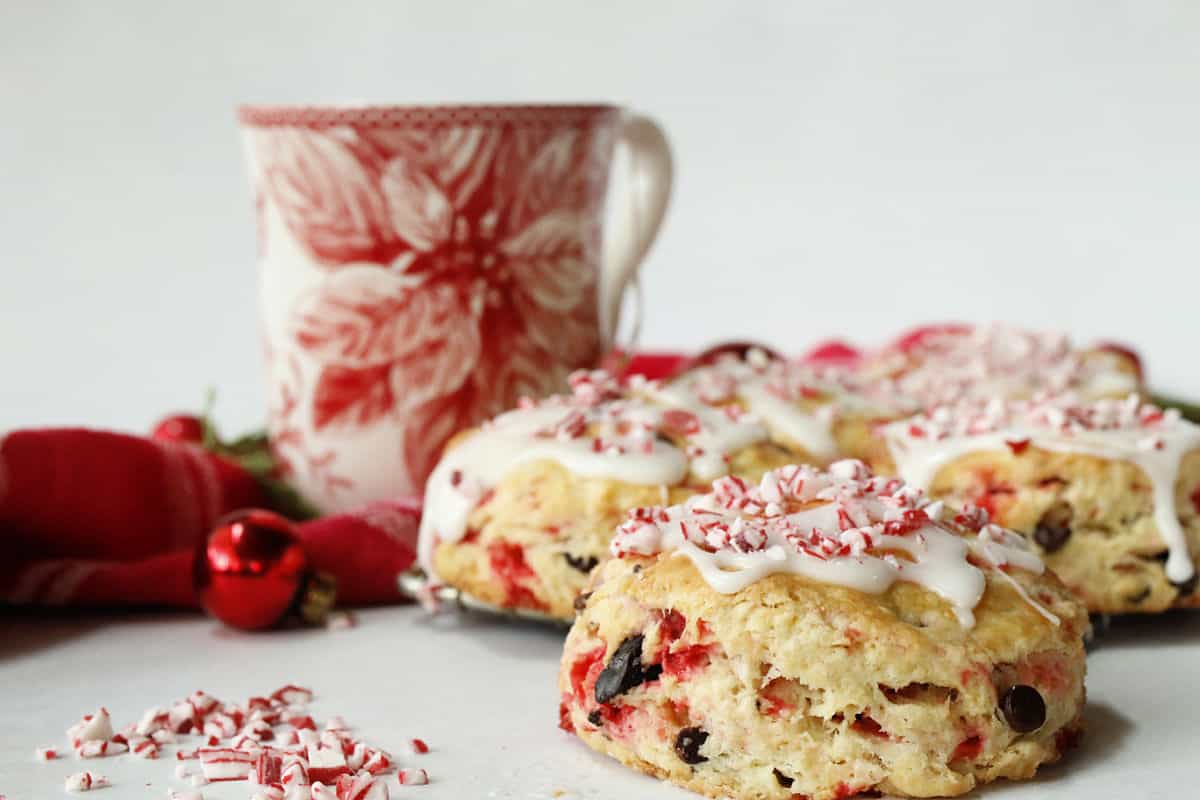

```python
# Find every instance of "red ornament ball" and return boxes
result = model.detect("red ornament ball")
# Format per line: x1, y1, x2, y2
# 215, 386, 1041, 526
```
152, 414, 206, 444
194, 509, 308, 631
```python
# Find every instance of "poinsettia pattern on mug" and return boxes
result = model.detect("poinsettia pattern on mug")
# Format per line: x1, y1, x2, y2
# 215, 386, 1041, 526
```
249, 113, 617, 505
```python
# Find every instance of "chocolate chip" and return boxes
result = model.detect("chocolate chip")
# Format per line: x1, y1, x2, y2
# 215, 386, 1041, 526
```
1000, 685, 1046, 733
587, 709, 603, 726
594, 635, 661, 704
674, 726, 709, 764
563, 553, 600, 573
573, 592, 592, 612
1172, 572, 1199, 597
1125, 586, 1152, 604
772, 768, 793, 788
1033, 501, 1073, 553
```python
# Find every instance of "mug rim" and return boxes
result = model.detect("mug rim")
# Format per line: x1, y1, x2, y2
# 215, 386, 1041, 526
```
238, 103, 620, 129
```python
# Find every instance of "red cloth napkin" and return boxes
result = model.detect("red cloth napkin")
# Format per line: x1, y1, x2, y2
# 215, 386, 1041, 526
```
0, 429, 419, 609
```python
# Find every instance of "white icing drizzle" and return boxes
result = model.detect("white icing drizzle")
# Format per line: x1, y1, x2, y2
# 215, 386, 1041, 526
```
611, 459, 1054, 627
884, 394, 1200, 583
417, 370, 770, 575
656, 351, 867, 461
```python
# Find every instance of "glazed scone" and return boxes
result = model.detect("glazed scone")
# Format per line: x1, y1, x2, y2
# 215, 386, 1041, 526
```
883, 394, 1200, 614
672, 325, 1144, 477
559, 461, 1088, 800
418, 370, 800, 620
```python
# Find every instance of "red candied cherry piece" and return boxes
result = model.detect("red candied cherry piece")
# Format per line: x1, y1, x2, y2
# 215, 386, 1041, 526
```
833, 781, 875, 799
558, 700, 575, 733
800, 339, 863, 366
486, 541, 546, 611
758, 678, 797, 717
951, 734, 984, 761
1190, 486, 1200, 516
664, 645, 714, 681
597, 704, 638, 739
850, 714, 889, 740
971, 469, 1015, 518
658, 609, 686, 644
569, 645, 608, 705
1005, 438, 1031, 455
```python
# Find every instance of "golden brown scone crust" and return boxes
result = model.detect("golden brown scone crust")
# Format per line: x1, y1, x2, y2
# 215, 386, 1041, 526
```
918, 447, 1200, 614
560, 556, 1087, 800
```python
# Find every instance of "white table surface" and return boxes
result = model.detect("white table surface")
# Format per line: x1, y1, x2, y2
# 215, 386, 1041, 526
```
1, 605, 1197, 800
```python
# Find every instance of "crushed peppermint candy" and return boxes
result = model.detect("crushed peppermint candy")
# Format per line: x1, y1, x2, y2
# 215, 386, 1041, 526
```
67, 708, 114, 747
77, 739, 128, 758
198, 747, 255, 781
397, 768, 430, 786
35, 746, 59, 760
40, 686, 426, 797
310, 782, 338, 800
611, 460, 1054, 627
863, 323, 1140, 410
64, 771, 110, 792
336, 772, 390, 799
894, 393, 1182, 443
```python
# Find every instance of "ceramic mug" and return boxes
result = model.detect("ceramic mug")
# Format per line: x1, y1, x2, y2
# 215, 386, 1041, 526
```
239, 104, 672, 513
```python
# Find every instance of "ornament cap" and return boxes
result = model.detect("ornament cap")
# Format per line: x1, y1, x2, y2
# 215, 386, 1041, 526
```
296, 571, 338, 626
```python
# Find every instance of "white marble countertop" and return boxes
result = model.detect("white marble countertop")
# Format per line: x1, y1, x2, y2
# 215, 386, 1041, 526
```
1, 605, 1197, 800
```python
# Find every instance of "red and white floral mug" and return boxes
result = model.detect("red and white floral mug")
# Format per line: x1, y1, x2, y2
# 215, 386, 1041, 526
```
239, 104, 672, 512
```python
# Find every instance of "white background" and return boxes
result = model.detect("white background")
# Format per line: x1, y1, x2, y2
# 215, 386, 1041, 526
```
2, 0, 1198, 435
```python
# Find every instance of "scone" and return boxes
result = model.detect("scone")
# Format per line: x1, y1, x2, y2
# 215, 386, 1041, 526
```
418, 370, 799, 620
670, 325, 1145, 477
559, 460, 1088, 800
883, 394, 1200, 614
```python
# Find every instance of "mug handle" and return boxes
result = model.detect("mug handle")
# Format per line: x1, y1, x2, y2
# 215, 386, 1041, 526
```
599, 112, 674, 346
